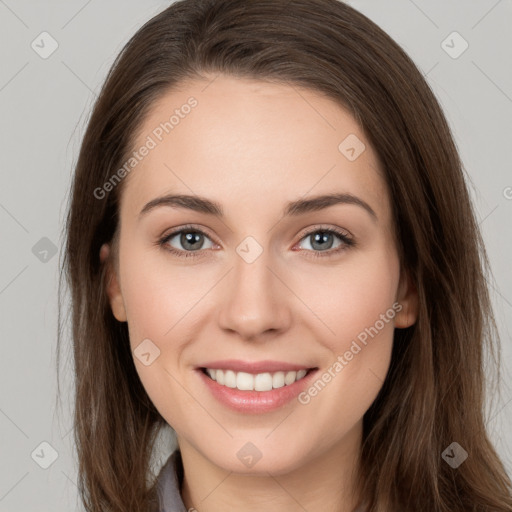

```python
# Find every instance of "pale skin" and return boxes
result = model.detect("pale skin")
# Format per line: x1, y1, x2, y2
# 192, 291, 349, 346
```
100, 74, 418, 512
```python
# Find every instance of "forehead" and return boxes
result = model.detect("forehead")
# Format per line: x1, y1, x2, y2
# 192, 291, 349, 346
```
119, 75, 389, 224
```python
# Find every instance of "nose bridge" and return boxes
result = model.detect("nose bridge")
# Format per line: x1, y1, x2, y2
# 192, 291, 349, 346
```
217, 237, 291, 339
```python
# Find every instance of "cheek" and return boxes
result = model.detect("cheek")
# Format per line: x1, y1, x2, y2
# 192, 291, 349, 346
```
293, 249, 399, 414
297, 248, 400, 354
118, 250, 215, 421
119, 254, 199, 426
119, 251, 206, 348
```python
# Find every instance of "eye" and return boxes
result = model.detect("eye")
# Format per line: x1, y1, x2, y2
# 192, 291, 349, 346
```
295, 226, 355, 258
158, 225, 215, 259
157, 225, 355, 259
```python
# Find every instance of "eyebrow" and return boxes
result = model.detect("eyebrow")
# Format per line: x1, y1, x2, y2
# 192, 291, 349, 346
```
138, 192, 377, 221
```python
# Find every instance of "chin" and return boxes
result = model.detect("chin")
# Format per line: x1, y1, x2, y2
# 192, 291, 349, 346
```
202, 440, 310, 476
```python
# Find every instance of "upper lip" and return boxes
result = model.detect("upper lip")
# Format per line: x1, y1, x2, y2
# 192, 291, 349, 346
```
198, 359, 316, 374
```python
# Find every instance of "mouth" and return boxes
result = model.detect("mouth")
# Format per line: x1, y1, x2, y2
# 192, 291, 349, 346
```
200, 367, 315, 391
196, 360, 319, 413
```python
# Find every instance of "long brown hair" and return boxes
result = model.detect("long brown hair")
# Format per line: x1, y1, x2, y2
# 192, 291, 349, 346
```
57, 0, 512, 510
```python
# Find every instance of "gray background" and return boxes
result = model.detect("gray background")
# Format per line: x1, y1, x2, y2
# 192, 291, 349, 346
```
0, 1, 511, 510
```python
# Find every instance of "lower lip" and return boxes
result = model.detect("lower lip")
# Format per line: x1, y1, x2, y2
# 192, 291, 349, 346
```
197, 368, 318, 413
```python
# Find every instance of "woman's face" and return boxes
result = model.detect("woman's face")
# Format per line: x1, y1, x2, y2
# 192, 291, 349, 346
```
101, 74, 418, 474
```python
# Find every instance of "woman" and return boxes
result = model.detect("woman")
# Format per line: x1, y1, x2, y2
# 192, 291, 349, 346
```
58, 0, 512, 510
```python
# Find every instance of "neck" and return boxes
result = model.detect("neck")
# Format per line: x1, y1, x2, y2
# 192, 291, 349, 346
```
178, 422, 363, 512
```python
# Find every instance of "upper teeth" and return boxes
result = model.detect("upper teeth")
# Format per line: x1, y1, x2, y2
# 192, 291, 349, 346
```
205, 368, 308, 391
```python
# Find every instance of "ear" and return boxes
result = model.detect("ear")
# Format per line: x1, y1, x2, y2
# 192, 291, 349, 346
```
394, 268, 418, 328
100, 243, 127, 322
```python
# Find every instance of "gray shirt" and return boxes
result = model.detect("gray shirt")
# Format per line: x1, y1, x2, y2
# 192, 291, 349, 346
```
156, 450, 187, 512
156, 450, 366, 512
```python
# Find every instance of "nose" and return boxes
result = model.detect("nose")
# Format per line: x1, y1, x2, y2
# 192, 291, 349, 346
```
217, 246, 292, 341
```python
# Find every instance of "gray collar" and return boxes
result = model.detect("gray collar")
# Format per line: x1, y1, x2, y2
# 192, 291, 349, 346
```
156, 450, 187, 512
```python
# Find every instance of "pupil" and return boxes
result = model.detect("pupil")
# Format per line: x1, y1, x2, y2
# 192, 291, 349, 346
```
183, 232, 202, 250
312, 232, 333, 250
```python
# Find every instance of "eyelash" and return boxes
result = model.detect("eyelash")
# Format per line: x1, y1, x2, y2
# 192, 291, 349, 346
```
157, 224, 356, 260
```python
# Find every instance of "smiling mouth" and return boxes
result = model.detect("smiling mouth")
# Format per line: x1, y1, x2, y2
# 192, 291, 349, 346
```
200, 367, 316, 392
